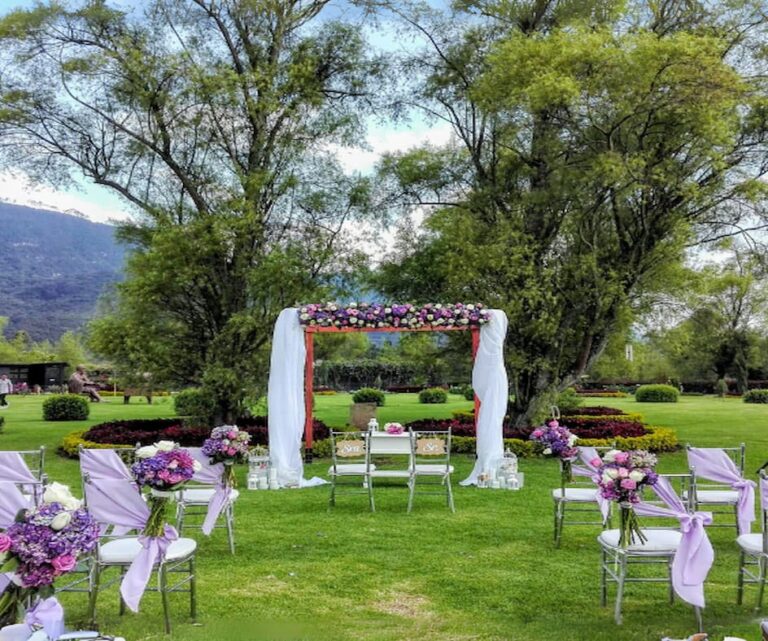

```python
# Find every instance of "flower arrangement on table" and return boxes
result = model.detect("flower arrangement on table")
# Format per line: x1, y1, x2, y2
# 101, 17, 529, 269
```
202, 425, 251, 487
529, 420, 579, 483
131, 441, 200, 537
593, 449, 658, 546
384, 422, 405, 435
0, 482, 99, 632
297, 302, 491, 329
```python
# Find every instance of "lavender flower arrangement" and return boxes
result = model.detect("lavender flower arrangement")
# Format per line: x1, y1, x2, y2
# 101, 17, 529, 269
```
202, 425, 251, 487
131, 441, 200, 536
593, 449, 659, 546
530, 420, 579, 483
0, 483, 99, 628
297, 302, 491, 330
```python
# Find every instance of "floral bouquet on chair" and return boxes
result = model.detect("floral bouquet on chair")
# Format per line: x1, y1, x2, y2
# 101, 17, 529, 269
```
529, 420, 579, 483
0, 483, 99, 632
131, 441, 200, 537
202, 425, 251, 488
384, 422, 404, 435
593, 449, 658, 547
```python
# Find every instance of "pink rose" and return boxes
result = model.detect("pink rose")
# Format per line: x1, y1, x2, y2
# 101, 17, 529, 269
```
589, 458, 602, 468
547, 420, 559, 428
618, 467, 629, 478
614, 452, 630, 464
51, 554, 77, 573
532, 430, 543, 438
227, 431, 237, 439
227, 447, 237, 456
0, 533, 11, 553
620, 479, 637, 490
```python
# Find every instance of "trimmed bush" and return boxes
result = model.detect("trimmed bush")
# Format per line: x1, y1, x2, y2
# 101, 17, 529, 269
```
65, 416, 332, 457
744, 389, 768, 404
352, 388, 385, 406
635, 384, 679, 403
556, 388, 583, 413
174, 388, 217, 424
42, 394, 90, 421
576, 390, 629, 398
561, 405, 625, 416
419, 387, 448, 404
463, 386, 475, 401
0, 415, 4, 433
59, 430, 133, 458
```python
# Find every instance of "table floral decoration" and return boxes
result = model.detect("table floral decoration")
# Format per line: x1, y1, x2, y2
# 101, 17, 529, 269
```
202, 425, 251, 488
131, 441, 200, 537
0, 482, 99, 635
593, 449, 659, 546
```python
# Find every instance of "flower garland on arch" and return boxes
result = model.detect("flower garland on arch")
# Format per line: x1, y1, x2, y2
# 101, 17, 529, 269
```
297, 302, 491, 329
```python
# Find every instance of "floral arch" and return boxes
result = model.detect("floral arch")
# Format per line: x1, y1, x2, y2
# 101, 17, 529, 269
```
267, 303, 509, 487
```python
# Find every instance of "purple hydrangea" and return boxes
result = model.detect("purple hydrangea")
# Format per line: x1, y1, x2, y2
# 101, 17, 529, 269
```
529, 421, 579, 460
202, 425, 251, 464
131, 447, 198, 490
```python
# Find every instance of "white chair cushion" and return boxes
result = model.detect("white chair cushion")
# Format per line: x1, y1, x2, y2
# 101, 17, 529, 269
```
329, 464, 374, 476
598, 528, 681, 553
413, 464, 454, 475
552, 488, 598, 501
736, 533, 766, 555
692, 490, 739, 504
370, 470, 410, 478
99, 537, 197, 564
179, 488, 240, 504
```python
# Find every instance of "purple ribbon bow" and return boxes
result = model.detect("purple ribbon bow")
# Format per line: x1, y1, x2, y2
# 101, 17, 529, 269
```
187, 449, 232, 537
25, 597, 65, 641
687, 447, 755, 534
120, 524, 179, 612
633, 477, 714, 608
572, 446, 610, 521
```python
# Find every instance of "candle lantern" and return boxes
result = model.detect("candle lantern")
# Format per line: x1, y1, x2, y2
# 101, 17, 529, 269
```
248, 447, 270, 490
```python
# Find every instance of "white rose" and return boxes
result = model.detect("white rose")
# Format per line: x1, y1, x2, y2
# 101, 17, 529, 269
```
44, 482, 74, 507
601, 472, 614, 484
629, 470, 645, 483
222, 439, 230, 446
193, 460, 202, 472
50, 511, 72, 531
605, 468, 619, 479
542, 447, 552, 455
603, 449, 621, 463
62, 496, 82, 511
136, 445, 158, 459
155, 440, 176, 452
567, 434, 578, 445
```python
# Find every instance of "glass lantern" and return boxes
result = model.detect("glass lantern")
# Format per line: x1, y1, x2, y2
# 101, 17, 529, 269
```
498, 448, 522, 490
248, 447, 270, 490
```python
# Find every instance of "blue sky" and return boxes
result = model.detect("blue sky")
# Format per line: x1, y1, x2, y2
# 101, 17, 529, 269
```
0, 0, 447, 224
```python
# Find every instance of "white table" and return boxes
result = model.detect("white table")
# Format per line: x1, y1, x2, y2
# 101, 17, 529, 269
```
368, 432, 411, 479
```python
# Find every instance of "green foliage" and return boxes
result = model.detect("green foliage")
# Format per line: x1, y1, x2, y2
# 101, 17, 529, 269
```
174, 388, 217, 425
42, 394, 90, 421
715, 378, 729, 398
0, 415, 4, 432
556, 388, 582, 413
59, 429, 131, 459
635, 385, 679, 403
418, 387, 448, 404
743, 389, 768, 404
462, 386, 475, 401
351, 388, 385, 406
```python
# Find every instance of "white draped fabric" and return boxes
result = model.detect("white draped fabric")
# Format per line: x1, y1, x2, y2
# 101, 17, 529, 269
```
267, 307, 508, 488
267, 308, 325, 487
460, 309, 509, 485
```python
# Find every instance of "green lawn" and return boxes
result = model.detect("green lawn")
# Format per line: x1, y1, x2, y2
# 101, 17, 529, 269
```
1, 394, 767, 640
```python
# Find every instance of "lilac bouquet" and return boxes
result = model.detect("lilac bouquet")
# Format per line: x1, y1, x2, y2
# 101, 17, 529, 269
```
297, 302, 491, 330
594, 449, 659, 546
529, 420, 579, 483
202, 425, 251, 487
131, 441, 200, 536
0, 482, 99, 628
384, 422, 404, 435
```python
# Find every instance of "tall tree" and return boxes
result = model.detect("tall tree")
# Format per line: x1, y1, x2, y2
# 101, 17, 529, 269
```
374, 0, 768, 424
0, 0, 382, 419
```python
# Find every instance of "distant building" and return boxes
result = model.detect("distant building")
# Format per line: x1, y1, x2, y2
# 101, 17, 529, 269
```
0, 362, 68, 388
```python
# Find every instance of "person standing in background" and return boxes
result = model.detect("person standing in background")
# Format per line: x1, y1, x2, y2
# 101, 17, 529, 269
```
0, 374, 12, 408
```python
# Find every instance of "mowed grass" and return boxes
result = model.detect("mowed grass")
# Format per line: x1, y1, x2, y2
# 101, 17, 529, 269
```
1, 394, 767, 640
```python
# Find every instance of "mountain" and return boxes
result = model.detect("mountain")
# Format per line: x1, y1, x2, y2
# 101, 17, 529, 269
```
0, 202, 126, 341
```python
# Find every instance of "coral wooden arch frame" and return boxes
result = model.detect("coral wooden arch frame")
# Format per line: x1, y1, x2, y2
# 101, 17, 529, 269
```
302, 325, 481, 461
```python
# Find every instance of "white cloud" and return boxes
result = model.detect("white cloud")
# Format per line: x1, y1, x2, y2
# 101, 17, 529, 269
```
0, 172, 132, 224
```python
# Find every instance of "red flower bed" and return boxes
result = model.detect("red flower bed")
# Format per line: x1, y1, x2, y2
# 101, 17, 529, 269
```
560, 406, 626, 416
82, 417, 331, 447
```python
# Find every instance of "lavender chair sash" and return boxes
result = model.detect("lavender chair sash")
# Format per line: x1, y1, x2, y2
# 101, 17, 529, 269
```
0, 454, 37, 485
25, 597, 64, 641
760, 476, 768, 512
187, 449, 232, 537
83, 479, 177, 613
79, 449, 132, 480
633, 477, 714, 608
571, 446, 610, 521
687, 447, 755, 534
0, 482, 31, 530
